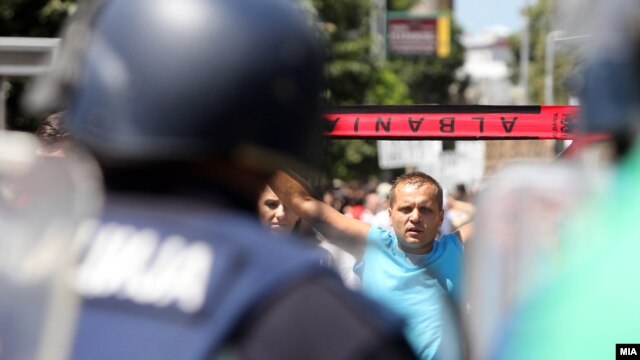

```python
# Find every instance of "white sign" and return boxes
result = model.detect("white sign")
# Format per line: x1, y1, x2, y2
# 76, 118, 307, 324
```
418, 142, 485, 191
377, 140, 485, 191
377, 140, 441, 169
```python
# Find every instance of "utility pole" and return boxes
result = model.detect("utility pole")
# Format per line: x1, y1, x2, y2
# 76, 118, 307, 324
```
544, 32, 589, 105
544, 30, 562, 104
519, 0, 530, 105
370, 0, 387, 65
0, 77, 6, 130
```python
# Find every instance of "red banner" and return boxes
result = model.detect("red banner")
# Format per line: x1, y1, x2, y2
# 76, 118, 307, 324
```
323, 105, 579, 140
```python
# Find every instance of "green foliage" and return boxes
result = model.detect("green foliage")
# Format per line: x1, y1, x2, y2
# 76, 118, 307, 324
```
364, 67, 412, 105
0, 0, 74, 37
312, 0, 370, 37
388, 0, 421, 11
327, 140, 379, 180
528, 0, 551, 103
324, 36, 376, 105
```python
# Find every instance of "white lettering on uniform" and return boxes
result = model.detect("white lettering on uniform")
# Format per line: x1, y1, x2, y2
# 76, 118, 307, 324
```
75, 222, 213, 313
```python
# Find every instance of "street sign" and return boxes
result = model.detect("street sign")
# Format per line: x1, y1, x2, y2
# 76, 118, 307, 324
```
387, 12, 450, 57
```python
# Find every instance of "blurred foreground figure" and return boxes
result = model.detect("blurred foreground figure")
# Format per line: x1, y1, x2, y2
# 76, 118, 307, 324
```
466, 161, 609, 359
469, 0, 640, 358
24, 0, 416, 359
0, 131, 101, 360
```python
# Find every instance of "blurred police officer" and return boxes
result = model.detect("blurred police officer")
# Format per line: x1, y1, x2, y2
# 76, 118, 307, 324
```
25, 0, 417, 359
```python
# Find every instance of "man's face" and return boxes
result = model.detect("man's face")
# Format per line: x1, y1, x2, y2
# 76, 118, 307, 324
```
389, 182, 444, 254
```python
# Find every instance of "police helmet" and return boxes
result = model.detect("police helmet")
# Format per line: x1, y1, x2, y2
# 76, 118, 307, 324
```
28, 0, 325, 172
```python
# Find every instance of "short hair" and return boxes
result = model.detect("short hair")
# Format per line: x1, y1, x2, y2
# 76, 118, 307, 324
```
36, 112, 72, 154
389, 171, 443, 210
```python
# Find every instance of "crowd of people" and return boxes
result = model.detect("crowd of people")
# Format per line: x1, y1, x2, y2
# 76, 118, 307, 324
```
2, 0, 640, 359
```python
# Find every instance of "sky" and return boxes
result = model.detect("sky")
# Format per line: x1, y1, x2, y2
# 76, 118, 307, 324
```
454, 0, 529, 36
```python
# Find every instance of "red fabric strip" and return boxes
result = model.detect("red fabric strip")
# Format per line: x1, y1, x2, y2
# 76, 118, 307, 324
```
323, 105, 579, 140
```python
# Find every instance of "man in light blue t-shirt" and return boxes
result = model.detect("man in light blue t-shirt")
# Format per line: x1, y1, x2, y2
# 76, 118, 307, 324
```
271, 171, 471, 359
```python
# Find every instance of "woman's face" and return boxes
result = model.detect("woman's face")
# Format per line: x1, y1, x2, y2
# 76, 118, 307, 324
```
257, 186, 300, 234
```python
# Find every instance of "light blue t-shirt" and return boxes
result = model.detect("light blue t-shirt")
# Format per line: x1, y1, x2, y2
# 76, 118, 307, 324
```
355, 227, 464, 359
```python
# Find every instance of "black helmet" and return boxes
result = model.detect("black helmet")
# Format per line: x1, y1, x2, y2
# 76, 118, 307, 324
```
28, 0, 325, 172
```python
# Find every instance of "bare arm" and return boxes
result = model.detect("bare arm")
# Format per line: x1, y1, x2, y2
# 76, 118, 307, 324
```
446, 196, 475, 229
454, 222, 473, 244
269, 171, 370, 258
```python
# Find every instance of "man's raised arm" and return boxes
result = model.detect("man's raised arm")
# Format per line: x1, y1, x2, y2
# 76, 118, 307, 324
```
269, 171, 370, 258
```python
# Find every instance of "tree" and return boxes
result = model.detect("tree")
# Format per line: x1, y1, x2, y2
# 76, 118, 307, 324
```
0, 0, 74, 37
312, 0, 407, 180
508, 0, 580, 104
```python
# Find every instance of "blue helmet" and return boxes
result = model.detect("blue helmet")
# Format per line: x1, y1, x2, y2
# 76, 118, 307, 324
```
30, 0, 325, 171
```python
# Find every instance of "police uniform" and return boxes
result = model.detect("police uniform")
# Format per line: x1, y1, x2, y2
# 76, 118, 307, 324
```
71, 186, 416, 359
